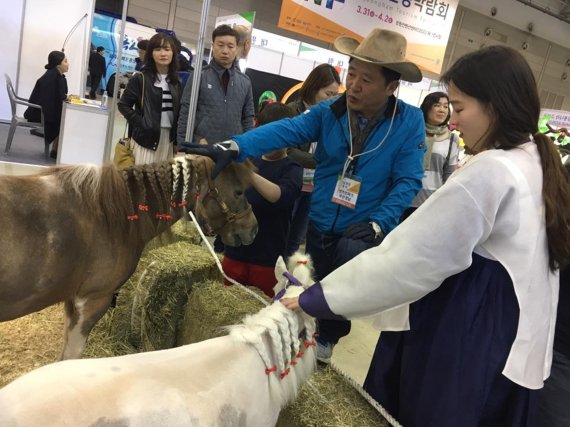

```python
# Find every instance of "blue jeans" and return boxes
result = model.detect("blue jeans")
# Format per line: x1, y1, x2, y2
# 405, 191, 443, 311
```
285, 192, 312, 258
305, 221, 378, 345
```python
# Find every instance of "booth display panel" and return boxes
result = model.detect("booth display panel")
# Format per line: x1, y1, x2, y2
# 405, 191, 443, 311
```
57, 101, 109, 165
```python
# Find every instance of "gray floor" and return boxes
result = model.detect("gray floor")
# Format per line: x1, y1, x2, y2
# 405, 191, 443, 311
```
0, 122, 55, 167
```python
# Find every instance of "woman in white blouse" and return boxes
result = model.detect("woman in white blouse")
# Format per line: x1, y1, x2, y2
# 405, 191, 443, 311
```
282, 46, 570, 426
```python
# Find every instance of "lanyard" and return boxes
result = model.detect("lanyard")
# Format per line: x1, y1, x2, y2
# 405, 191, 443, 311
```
340, 87, 401, 181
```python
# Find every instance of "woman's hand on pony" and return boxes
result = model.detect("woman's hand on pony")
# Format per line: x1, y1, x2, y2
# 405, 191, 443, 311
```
280, 296, 301, 310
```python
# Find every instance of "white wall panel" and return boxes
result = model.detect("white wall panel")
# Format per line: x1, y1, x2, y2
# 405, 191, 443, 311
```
18, 0, 95, 115
246, 45, 282, 75
280, 56, 315, 81
0, 0, 25, 122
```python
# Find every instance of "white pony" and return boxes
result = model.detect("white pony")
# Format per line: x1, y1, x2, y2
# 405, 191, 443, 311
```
0, 253, 316, 427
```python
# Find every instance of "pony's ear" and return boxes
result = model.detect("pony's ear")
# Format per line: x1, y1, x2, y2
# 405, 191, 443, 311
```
273, 256, 288, 295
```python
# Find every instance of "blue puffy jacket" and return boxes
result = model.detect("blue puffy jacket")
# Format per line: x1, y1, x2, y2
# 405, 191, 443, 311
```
234, 94, 425, 234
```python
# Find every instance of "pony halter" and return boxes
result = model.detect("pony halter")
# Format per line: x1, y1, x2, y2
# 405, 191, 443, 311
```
198, 157, 253, 235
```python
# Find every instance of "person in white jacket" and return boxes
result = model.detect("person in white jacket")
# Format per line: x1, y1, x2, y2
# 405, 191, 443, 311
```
282, 45, 570, 427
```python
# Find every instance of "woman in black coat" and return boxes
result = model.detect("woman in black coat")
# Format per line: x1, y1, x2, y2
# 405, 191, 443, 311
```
26, 51, 69, 158
118, 33, 182, 165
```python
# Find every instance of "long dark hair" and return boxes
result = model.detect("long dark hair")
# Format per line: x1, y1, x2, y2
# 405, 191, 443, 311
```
299, 64, 341, 105
144, 33, 179, 85
420, 91, 450, 126
441, 45, 570, 270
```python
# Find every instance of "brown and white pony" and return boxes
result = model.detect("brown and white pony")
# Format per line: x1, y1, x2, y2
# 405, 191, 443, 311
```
0, 254, 316, 427
0, 155, 257, 359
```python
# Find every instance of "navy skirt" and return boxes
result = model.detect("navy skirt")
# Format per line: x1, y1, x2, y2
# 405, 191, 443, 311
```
363, 253, 538, 427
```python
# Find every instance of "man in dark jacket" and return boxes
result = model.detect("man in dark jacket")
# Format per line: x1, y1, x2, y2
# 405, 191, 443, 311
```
176, 24, 254, 145
88, 46, 106, 99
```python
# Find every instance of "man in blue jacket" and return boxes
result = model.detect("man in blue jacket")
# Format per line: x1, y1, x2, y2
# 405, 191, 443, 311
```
181, 28, 426, 363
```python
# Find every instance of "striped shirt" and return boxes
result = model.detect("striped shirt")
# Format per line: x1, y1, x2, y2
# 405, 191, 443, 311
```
155, 74, 173, 128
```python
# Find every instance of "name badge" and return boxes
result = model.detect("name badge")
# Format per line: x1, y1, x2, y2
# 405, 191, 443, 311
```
331, 175, 361, 209
302, 168, 315, 192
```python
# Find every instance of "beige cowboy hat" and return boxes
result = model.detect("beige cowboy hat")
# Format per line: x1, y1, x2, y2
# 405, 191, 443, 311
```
334, 28, 422, 83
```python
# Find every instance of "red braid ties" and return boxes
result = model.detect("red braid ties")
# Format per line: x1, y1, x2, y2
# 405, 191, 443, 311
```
127, 214, 139, 221
138, 204, 149, 211
155, 214, 173, 220
178, 201, 189, 207
304, 340, 316, 349
170, 201, 177, 209
265, 366, 277, 375
296, 351, 304, 359
193, 192, 200, 200
280, 368, 291, 379
296, 260, 307, 264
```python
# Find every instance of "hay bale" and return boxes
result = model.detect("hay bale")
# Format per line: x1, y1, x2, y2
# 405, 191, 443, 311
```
84, 241, 220, 358
177, 280, 269, 345
144, 220, 202, 252
277, 366, 389, 427
0, 305, 63, 388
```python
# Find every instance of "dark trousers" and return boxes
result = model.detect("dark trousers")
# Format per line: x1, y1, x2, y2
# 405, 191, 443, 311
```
305, 221, 378, 345
90, 74, 103, 99
285, 192, 311, 258
533, 349, 570, 427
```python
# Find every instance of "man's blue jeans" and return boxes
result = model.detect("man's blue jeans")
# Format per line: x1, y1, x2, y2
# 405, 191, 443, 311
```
305, 221, 378, 345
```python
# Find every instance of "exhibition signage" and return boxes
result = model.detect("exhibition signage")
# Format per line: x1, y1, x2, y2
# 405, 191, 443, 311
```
251, 28, 349, 70
91, 12, 156, 82
539, 108, 570, 145
214, 11, 256, 30
278, 0, 459, 74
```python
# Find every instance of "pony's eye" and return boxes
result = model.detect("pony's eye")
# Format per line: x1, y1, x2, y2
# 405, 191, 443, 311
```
235, 190, 244, 197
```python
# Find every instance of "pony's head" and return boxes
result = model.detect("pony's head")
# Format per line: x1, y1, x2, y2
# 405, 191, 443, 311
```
167, 155, 258, 246
273, 252, 314, 300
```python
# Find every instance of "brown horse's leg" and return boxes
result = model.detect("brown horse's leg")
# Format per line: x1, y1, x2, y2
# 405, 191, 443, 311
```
60, 294, 113, 360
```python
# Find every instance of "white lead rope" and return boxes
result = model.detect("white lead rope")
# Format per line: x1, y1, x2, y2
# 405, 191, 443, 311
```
189, 211, 269, 306
188, 212, 401, 426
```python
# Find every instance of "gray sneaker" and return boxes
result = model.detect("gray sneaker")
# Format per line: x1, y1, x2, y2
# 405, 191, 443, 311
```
316, 340, 334, 364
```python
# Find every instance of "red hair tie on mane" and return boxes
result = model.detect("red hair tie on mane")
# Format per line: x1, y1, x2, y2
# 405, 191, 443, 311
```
138, 204, 149, 211
280, 368, 291, 379
127, 214, 139, 221
155, 213, 173, 220
265, 366, 277, 375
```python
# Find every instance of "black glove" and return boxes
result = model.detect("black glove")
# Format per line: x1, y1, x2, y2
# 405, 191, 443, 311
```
178, 140, 239, 179
342, 222, 384, 244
